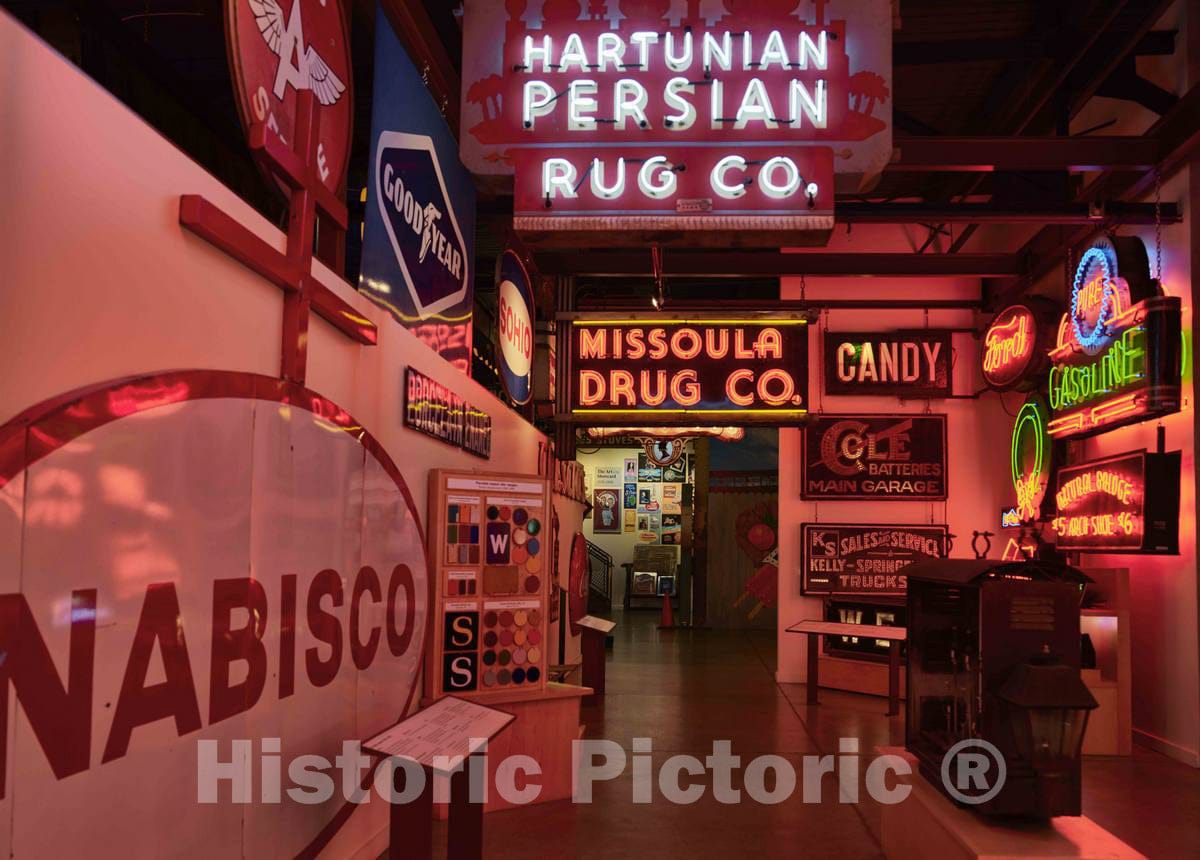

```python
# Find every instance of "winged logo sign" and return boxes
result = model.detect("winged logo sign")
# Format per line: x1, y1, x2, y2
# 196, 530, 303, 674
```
224, 0, 353, 193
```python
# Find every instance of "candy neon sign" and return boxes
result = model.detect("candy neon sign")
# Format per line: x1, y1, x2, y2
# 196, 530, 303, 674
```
1047, 237, 1181, 439
569, 317, 809, 425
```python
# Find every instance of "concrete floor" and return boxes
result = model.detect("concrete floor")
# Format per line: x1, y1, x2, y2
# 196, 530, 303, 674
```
430, 611, 1199, 859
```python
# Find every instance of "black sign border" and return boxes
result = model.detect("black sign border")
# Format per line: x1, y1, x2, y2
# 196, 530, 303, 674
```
801, 413, 949, 502
801, 522, 949, 597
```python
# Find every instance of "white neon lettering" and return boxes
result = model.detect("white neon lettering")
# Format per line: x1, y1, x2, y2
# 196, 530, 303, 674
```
735, 78, 777, 129
665, 31, 693, 71
522, 80, 555, 128
789, 79, 827, 128
596, 33, 625, 72
591, 158, 626, 199
638, 156, 675, 199
759, 30, 789, 69
759, 156, 801, 198
558, 33, 589, 72
523, 35, 552, 73
629, 31, 659, 70
568, 80, 598, 130
543, 158, 578, 199
711, 155, 747, 198
702, 31, 732, 71
798, 31, 828, 70
664, 77, 696, 130
614, 79, 649, 129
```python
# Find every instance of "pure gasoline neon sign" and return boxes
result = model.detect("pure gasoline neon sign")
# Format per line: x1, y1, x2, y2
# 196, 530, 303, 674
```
1046, 236, 1181, 439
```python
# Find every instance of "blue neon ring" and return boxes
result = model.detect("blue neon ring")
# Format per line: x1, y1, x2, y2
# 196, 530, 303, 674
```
1071, 245, 1116, 349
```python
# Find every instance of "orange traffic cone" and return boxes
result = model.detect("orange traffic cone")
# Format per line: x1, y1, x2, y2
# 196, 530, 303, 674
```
658, 591, 675, 629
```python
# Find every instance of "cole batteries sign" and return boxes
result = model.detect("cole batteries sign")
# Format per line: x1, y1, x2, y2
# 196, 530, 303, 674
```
568, 317, 809, 425
802, 523, 947, 596
824, 330, 952, 397
458, 0, 893, 231
802, 414, 947, 500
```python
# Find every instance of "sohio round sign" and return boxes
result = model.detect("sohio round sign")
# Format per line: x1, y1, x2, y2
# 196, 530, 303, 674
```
0, 372, 428, 857
496, 249, 536, 405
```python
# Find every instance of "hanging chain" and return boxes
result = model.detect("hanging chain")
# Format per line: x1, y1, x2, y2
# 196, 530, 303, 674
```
1154, 166, 1163, 283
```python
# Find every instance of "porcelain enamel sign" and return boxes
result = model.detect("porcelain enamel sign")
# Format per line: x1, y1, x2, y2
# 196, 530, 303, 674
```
0, 372, 429, 857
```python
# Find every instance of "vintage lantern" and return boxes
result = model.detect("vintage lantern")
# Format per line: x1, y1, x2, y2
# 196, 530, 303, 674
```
905, 559, 1094, 818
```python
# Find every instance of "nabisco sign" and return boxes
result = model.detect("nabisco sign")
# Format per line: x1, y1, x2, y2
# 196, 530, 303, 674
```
0, 372, 429, 857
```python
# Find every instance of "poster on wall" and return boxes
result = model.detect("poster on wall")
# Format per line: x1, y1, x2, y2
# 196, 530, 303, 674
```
592, 488, 621, 533
624, 509, 636, 532
624, 457, 638, 482
595, 464, 622, 486
661, 513, 682, 545
359, 5, 476, 373
1052, 450, 1181, 554
663, 455, 688, 483
638, 486, 661, 512
638, 452, 663, 482
801, 523, 947, 596
823, 331, 953, 398
623, 482, 638, 510
802, 414, 946, 500
638, 531, 660, 545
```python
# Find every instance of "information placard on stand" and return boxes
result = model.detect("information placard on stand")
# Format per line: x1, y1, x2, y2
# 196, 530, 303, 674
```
363, 696, 515, 860
576, 615, 617, 697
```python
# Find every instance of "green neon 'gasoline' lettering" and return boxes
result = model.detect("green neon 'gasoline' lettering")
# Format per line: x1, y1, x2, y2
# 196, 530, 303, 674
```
1049, 326, 1146, 411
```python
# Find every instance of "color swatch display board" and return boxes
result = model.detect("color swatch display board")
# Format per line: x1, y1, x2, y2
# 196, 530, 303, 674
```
427, 470, 552, 700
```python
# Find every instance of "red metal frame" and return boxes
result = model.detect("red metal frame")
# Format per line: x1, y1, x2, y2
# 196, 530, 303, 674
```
179, 91, 377, 386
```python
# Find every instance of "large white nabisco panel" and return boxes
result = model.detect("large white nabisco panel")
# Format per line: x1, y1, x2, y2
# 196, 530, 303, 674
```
0, 11, 549, 858
0, 374, 427, 858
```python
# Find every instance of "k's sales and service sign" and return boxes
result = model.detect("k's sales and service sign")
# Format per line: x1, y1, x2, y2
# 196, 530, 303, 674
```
359, 3, 476, 372
802, 524, 947, 596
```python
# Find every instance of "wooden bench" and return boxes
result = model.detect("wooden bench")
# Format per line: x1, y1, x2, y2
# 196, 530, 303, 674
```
785, 620, 907, 716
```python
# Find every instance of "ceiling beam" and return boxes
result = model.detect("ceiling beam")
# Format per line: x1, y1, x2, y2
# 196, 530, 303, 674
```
894, 30, 1176, 66
535, 252, 1023, 278
889, 136, 1162, 172
377, 0, 460, 134
838, 201, 1177, 224
986, 81, 1200, 308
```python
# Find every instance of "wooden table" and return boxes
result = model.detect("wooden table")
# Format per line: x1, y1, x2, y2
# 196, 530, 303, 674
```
786, 620, 907, 716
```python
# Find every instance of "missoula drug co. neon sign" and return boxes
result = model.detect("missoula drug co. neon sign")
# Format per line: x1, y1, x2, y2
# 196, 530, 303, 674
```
1010, 394, 1052, 521
1052, 449, 1180, 553
470, 3, 892, 232
569, 316, 809, 425
1047, 237, 1181, 438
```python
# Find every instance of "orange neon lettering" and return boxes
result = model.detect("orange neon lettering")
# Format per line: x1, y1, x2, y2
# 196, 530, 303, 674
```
579, 370, 605, 405
727, 369, 755, 405
672, 370, 700, 406
610, 370, 635, 406
671, 327, 702, 360
647, 329, 668, 359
